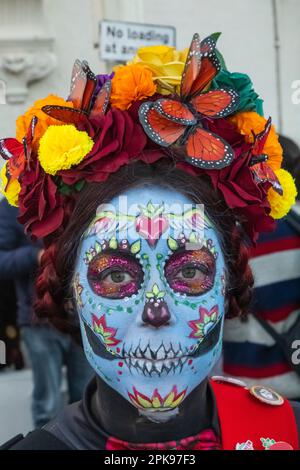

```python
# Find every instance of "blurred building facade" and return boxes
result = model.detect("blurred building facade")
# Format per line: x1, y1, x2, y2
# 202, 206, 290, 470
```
0, 0, 299, 149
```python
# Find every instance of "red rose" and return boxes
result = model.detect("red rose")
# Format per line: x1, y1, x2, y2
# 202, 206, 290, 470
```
176, 119, 275, 242
58, 108, 148, 185
206, 144, 274, 241
18, 159, 64, 239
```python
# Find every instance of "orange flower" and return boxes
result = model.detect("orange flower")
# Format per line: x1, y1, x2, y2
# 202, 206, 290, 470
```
229, 111, 283, 170
16, 94, 74, 151
110, 64, 156, 110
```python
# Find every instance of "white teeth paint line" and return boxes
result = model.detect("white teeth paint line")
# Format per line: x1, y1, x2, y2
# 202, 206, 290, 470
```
156, 348, 165, 360
155, 361, 164, 373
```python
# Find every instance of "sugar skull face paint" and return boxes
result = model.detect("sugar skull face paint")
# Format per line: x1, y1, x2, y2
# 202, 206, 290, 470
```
74, 185, 226, 415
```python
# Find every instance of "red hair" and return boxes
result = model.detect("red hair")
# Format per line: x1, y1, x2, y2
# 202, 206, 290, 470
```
34, 160, 254, 338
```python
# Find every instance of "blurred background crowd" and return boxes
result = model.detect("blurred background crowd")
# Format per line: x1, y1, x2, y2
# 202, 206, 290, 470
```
0, 0, 300, 443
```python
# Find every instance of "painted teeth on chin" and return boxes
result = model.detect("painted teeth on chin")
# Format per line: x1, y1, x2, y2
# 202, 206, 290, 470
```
122, 342, 192, 361
156, 344, 165, 360
154, 361, 164, 373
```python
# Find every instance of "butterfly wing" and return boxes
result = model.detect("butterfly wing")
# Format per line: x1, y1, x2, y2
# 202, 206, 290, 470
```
22, 116, 37, 160
185, 126, 234, 169
200, 32, 221, 56
252, 117, 272, 155
251, 162, 283, 195
180, 33, 202, 101
90, 80, 111, 119
0, 138, 23, 161
42, 105, 88, 126
139, 102, 186, 147
189, 53, 221, 97
184, 32, 222, 99
153, 99, 197, 125
69, 59, 97, 113
191, 88, 239, 118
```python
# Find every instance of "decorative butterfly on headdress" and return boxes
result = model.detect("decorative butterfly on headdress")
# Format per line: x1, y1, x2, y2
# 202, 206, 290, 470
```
0, 116, 37, 187
249, 117, 283, 195
138, 33, 240, 170
42, 60, 111, 125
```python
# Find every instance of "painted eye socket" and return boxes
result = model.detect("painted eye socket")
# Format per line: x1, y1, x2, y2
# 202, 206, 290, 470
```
165, 248, 216, 296
87, 252, 144, 299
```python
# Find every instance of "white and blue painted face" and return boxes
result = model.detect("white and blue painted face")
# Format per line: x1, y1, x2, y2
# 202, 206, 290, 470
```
74, 184, 226, 415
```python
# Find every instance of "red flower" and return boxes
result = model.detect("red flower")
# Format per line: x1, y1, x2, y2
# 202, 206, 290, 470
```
58, 108, 148, 185
18, 159, 64, 239
207, 144, 274, 241
176, 119, 274, 242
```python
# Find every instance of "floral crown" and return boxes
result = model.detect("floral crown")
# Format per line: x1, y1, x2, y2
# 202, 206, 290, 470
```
0, 32, 297, 242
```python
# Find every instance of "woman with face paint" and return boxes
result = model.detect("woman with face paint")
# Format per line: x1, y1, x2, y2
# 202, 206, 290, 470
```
1, 33, 300, 451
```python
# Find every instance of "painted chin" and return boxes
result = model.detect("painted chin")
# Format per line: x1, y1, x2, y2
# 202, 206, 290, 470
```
83, 318, 222, 379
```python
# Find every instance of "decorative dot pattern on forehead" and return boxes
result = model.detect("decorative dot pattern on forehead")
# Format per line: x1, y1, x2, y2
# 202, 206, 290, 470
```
75, 184, 226, 412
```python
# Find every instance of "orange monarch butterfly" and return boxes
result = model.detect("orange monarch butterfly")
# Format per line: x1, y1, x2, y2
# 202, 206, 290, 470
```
138, 33, 239, 170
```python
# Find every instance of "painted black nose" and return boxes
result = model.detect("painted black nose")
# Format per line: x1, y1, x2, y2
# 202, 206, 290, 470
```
142, 300, 171, 327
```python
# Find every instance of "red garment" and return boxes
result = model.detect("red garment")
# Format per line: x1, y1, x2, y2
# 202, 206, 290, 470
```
211, 379, 299, 450
106, 429, 221, 451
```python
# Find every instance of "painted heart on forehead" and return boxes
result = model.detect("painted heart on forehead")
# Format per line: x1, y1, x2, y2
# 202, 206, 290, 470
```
74, 184, 226, 415
135, 202, 169, 247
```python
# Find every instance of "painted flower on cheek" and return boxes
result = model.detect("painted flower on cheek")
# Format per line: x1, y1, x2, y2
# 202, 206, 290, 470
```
128, 386, 187, 410
92, 314, 121, 347
188, 305, 219, 340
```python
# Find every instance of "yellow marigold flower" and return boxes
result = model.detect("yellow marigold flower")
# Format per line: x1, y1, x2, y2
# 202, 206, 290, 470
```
0, 164, 21, 207
229, 111, 283, 170
38, 125, 94, 175
110, 63, 156, 110
268, 169, 297, 219
131, 45, 188, 95
16, 95, 74, 150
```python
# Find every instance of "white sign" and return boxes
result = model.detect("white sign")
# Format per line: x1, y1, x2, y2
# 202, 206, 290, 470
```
100, 20, 176, 62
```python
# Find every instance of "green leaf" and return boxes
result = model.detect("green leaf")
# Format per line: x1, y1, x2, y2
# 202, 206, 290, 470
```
130, 240, 141, 255
157, 292, 165, 299
189, 232, 198, 243
95, 241, 102, 253
58, 182, 73, 196
167, 237, 178, 251
109, 237, 118, 249
152, 284, 159, 296
75, 180, 85, 192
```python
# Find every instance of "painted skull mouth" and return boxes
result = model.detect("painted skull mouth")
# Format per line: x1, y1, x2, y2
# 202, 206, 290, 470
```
83, 315, 222, 376
124, 355, 190, 377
